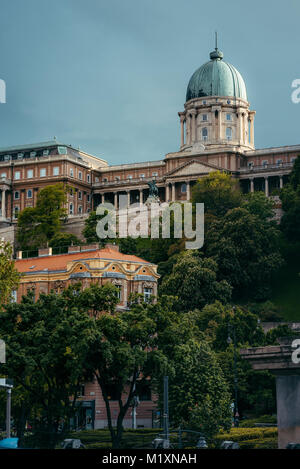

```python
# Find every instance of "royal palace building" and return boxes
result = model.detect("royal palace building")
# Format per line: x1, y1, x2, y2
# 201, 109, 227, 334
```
0, 44, 299, 244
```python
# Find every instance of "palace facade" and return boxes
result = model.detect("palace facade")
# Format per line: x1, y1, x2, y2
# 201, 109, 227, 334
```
0, 44, 298, 243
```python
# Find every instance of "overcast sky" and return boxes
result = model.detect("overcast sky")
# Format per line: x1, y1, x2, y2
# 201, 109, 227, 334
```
0, 0, 299, 165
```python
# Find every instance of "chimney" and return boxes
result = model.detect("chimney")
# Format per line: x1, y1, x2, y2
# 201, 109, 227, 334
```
38, 247, 52, 257
81, 243, 99, 252
105, 243, 119, 252
16, 251, 22, 260
68, 245, 81, 253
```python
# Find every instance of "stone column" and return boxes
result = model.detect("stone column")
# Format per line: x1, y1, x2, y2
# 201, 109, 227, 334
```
171, 183, 175, 202
139, 189, 143, 206
186, 181, 190, 201
101, 193, 105, 204
264, 177, 269, 197
280, 176, 283, 189
190, 110, 197, 144
127, 190, 130, 208
114, 192, 118, 210
166, 184, 170, 202
1, 189, 5, 218
249, 114, 255, 146
238, 111, 243, 144
179, 114, 185, 147
250, 178, 254, 193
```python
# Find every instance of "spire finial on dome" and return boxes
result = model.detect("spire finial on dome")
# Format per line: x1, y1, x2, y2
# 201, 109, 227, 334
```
210, 31, 223, 60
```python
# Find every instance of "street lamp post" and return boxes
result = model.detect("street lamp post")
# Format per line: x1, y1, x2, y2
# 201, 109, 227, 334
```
227, 307, 239, 427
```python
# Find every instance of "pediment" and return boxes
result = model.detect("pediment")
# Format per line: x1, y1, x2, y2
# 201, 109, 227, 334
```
167, 160, 220, 178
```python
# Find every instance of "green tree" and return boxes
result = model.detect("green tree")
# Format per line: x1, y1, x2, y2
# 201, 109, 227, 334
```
242, 191, 275, 220
192, 171, 242, 217
280, 156, 300, 243
16, 183, 68, 250
205, 207, 283, 301
84, 294, 173, 448
49, 232, 82, 254
159, 250, 232, 313
0, 289, 97, 447
167, 339, 232, 438
0, 240, 20, 308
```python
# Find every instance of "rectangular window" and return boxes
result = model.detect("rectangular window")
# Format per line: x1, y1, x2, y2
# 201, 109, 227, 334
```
115, 285, 122, 301
78, 171, 82, 180
40, 168, 46, 177
276, 159, 283, 166
53, 167, 59, 176
136, 382, 151, 401
87, 174, 90, 183
144, 287, 153, 303
14, 171, 21, 180
70, 168, 74, 177
27, 169, 33, 179
202, 114, 208, 121
226, 113, 232, 121
11, 290, 17, 303
14, 191, 20, 200
69, 203, 73, 215
27, 189, 33, 199
87, 194, 90, 203
78, 191, 82, 200
1, 173, 7, 178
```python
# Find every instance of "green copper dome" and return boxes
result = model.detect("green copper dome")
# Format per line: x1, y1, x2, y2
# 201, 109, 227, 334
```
186, 48, 247, 102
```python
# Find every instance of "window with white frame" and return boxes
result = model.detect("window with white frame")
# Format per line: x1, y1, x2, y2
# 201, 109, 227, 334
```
226, 113, 232, 121
202, 114, 208, 121
78, 171, 82, 180
14, 171, 21, 180
11, 290, 17, 303
226, 127, 232, 141
78, 191, 82, 200
1, 172, 7, 178
70, 168, 74, 177
40, 168, 46, 177
27, 169, 33, 179
202, 127, 208, 141
115, 284, 122, 301
27, 189, 32, 199
152, 172, 158, 177
13, 206, 19, 219
69, 203, 73, 215
53, 167, 59, 176
14, 191, 20, 200
87, 174, 90, 183
144, 287, 153, 303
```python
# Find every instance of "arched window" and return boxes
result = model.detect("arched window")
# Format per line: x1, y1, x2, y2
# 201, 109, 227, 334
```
14, 206, 19, 219
226, 127, 232, 141
181, 183, 187, 194
202, 127, 208, 141
27, 189, 32, 199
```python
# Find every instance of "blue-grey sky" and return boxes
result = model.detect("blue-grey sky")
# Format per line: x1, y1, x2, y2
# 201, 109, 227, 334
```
0, 0, 299, 165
